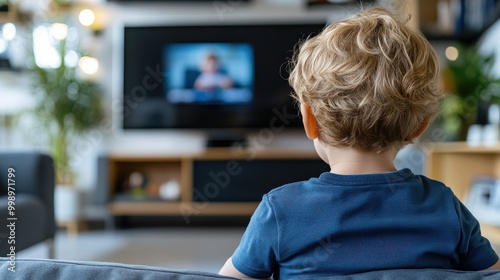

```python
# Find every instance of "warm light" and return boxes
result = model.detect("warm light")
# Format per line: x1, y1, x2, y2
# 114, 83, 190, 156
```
78, 56, 99, 75
65, 50, 79, 68
445, 46, 459, 61
2, 23, 16, 41
79, 9, 95, 27
51, 23, 68, 41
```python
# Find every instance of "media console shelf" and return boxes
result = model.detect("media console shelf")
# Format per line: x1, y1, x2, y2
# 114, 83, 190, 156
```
425, 142, 500, 245
425, 142, 500, 201
101, 148, 327, 221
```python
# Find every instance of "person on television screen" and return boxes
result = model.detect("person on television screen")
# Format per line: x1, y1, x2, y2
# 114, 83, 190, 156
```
194, 53, 233, 90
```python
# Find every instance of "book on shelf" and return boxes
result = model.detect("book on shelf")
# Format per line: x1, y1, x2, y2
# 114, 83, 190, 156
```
422, 0, 500, 37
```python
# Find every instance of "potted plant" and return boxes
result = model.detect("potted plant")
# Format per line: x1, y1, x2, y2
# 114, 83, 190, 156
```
27, 22, 103, 225
441, 44, 500, 141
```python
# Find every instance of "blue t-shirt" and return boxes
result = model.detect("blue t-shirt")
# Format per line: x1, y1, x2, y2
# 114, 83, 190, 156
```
231, 169, 499, 279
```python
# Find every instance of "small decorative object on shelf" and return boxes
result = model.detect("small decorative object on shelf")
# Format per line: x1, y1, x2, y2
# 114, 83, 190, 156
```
159, 180, 181, 201
466, 177, 500, 226
123, 172, 148, 199
101, 149, 327, 222
466, 106, 500, 146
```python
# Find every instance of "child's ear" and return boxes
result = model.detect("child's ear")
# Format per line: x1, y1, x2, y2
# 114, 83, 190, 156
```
300, 103, 320, 140
411, 117, 431, 139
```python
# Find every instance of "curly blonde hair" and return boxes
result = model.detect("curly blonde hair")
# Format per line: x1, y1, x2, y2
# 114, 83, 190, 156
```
289, 7, 443, 153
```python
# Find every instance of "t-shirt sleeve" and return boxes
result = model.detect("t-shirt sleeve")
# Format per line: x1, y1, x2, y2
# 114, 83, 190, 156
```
452, 195, 499, 270
231, 195, 278, 278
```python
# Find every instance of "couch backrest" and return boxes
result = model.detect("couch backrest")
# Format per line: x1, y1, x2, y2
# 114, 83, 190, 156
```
1, 258, 499, 280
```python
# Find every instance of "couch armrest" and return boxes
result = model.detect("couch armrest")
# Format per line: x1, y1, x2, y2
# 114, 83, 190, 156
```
0, 151, 56, 238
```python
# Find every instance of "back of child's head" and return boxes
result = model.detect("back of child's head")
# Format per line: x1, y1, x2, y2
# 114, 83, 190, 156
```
289, 7, 443, 153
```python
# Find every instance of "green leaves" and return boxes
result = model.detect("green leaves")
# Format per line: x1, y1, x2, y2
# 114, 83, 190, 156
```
30, 39, 103, 184
440, 43, 500, 140
32, 65, 103, 133
446, 44, 498, 101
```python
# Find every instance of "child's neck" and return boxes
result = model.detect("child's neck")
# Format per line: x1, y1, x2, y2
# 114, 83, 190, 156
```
317, 142, 398, 175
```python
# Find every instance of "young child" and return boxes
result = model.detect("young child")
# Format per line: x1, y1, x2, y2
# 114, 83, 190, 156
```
219, 7, 500, 279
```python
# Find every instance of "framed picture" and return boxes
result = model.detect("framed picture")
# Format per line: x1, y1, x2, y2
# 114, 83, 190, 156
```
466, 177, 500, 226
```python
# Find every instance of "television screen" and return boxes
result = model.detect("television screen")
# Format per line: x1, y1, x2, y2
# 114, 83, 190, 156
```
121, 23, 325, 130
164, 43, 254, 104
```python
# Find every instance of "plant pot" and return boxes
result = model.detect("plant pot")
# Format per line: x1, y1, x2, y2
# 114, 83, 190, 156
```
54, 185, 82, 223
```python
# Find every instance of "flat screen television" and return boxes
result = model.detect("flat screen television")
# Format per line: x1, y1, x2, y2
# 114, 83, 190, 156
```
121, 22, 326, 144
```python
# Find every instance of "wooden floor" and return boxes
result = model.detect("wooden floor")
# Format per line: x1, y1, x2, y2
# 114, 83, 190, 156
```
17, 228, 245, 273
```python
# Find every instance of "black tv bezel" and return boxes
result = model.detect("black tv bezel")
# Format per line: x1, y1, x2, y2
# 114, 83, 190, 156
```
120, 22, 326, 131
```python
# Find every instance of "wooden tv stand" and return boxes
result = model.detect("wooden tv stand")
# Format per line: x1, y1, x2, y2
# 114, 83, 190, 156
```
102, 148, 327, 222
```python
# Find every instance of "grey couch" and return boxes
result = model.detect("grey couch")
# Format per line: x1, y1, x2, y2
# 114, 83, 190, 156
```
0, 151, 56, 258
0, 258, 499, 279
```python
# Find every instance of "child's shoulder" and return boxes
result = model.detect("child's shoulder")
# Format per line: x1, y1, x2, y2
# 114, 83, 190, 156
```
264, 177, 317, 202
266, 179, 311, 196
416, 174, 454, 194
263, 174, 332, 206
